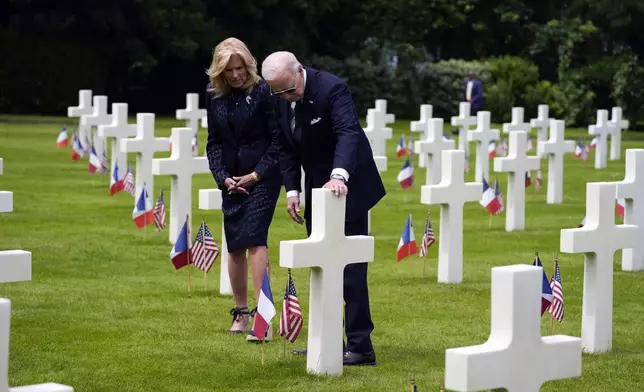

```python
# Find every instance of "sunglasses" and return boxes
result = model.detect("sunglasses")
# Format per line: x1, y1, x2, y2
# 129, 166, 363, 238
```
270, 86, 296, 96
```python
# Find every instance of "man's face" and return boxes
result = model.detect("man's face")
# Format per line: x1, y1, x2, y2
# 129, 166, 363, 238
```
268, 67, 304, 102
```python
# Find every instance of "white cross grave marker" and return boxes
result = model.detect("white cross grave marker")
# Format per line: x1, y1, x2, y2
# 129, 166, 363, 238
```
588, 110, 615, 170
537, 120, 575, 204
120, 113, 171, 200
410, 104, 432, 167
80, 96, 111, 161
529, 104, 551, 148
198, 189, 232, 295
420, 150, 480, 284
493, 131, 540, 231
152, 128, 210, 244
280, 188, 374, 376
609, 107, 629, 161
467, 111, 500, 183
451, 102, 476, 156
176, 93, 206, 140
363, 108, 392, 157
560, 182, 638, 353
97, 103, 137, 182
0, 159, 12, 213
66, 89, 93, 149
1, 210, 73, 392
415, 119, 455, 186
374, 99, 395, 124
502, 107, 531, 134
614, 149, 644, 272
444, 264, 582, 392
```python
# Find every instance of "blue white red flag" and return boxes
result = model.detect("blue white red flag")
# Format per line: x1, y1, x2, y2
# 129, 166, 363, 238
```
397, 214, 418, 262
253, 268, 276, 340
170, 219, 191, 270
533, 255, 553, 316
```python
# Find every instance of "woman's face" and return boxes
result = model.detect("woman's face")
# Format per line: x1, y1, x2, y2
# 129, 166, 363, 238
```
223, 54, 248, 88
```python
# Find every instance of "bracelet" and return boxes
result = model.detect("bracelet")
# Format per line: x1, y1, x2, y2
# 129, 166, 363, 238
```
251, 172, 260, 181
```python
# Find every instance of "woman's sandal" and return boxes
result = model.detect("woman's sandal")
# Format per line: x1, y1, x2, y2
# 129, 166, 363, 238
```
228, 307, 251, 334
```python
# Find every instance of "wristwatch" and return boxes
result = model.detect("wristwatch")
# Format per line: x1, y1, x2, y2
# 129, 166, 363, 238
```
331, 174, 346, 183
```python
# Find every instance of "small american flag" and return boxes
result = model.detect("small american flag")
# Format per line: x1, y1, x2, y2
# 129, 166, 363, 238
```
123, 163, 135, 196
191, 221, 219, 273
548, 261, 565, 322
277, 272, 303, 343
535, 170, 542, 192
154, 190, 166, 230
419, 212, 435, 257
100, 149, 108, 175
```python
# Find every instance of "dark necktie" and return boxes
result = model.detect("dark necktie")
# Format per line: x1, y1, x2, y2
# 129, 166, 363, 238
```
291, 101, 302, 145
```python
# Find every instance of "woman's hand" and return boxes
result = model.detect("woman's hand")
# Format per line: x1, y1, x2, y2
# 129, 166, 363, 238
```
232, 172, 260, 193
224, 177, 249, 195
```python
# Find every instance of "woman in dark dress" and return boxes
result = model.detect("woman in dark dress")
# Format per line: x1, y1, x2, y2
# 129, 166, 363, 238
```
205, 37, 281, 341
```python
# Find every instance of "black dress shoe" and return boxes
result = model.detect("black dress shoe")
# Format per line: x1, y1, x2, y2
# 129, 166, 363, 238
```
343, 350, 376, 366
292, 349, 307, 355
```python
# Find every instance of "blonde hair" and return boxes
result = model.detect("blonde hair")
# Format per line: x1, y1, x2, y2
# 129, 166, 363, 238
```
206, 37, 261, 98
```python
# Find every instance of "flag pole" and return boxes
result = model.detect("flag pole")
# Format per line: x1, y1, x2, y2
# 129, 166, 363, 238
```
186, 214, 192, 294
409, 374, 414, 392
488, 213, 492, 228
203, 218, 208, 292
261, 338, 265, 366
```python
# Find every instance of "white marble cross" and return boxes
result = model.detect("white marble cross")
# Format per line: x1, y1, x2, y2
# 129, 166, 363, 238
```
177, 93, 206, 134
503, 107, 531, 134
450, 102, 476, 155
152, 128, 210, 244
420, 150, 480, 283
588, 110, 615, 170
0, 159, 12, 213
80, 96, 111, 158
120, 113, 171, 200
67, 89, 93, 149
410, 104, 433, 167
363, 108, 392, 157
444, 264, 581, 392
614, 149, 644, 271
529, 104, 551, 147
415, 119, 455, 185
374, 99, 395, 124
1, 243, 73, 391
609, 107, 629, 161
467, 111, 500, 183
198, 189, 231, 295
494, 131, 540, 231
560, 182, 638, 353
537, 120, 575, 204
280, 188, 374, 376
97, 103, 137, 181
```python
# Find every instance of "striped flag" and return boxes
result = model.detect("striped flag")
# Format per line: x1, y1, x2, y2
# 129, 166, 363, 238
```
277, 272, 303, 343
535, 170, 542, 192
191, 221, 219, 273
419, 212, 435, 257
548, 260, 565, 322
154, 190, 166, 230
123, 163, 135, 196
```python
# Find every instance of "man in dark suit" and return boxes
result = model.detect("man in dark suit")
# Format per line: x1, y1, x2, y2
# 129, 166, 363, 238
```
261, 51, 386, 366
464, 71, 484, 114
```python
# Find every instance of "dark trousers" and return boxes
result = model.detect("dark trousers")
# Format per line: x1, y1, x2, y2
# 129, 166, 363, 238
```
305, 212, 374, 353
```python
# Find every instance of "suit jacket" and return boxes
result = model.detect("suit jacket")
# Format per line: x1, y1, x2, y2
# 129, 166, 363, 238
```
464, 79, 484, 110
277, 66, 386, 222
205, 80, 281, 189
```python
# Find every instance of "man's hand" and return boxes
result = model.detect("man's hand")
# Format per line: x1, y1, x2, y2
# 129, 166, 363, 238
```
286, 196, 303, 224
323, 178, 348, 197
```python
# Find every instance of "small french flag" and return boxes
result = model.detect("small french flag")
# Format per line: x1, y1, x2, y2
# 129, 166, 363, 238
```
480, 178, 503, 215
109, 161, 125, 196
616, 199, 625, 217
132, 185, 155, 229
88, 145, 101, 174
397, 159, 414, 189
396, 135, 407, 157
253, 268, 276, 340
170, 219, 191, 270
396, 214, 418, 262
488, 141, 496, 159
56, 126, 68, 148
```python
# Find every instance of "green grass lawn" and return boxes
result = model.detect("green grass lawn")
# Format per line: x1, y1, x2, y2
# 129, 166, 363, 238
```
1, 115, 643, 392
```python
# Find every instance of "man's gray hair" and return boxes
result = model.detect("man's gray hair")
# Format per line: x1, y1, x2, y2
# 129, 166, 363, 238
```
262, 51, 301, 81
